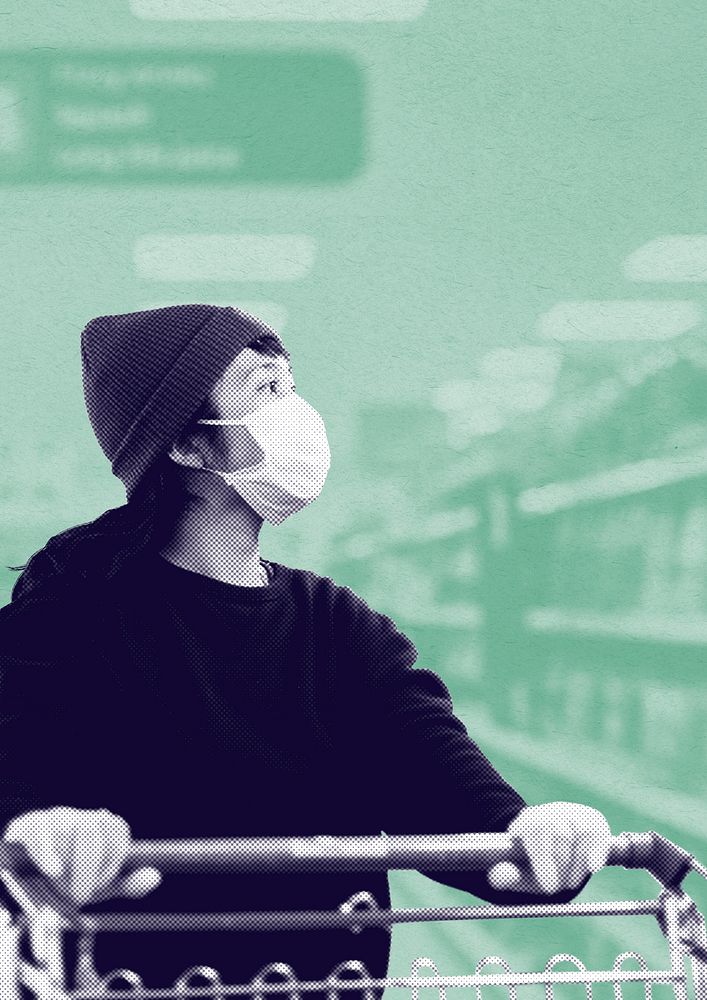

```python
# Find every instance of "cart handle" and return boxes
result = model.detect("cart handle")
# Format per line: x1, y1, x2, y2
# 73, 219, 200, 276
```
0, 830, 700, 887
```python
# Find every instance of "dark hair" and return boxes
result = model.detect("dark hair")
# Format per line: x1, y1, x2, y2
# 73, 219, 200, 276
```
7, 333, 290, 602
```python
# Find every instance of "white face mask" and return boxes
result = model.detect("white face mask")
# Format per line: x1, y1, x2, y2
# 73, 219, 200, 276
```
189, 392, 331, 525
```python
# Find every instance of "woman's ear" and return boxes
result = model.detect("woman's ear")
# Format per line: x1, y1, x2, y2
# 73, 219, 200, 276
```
168, 439, 206, 469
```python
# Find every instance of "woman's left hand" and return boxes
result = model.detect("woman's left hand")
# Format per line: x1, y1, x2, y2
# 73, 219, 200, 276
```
488, 801, 612, 895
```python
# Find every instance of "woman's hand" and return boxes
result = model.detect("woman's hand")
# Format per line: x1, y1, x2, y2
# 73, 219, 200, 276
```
3, 806, 162, 907
488, 801, 611, 896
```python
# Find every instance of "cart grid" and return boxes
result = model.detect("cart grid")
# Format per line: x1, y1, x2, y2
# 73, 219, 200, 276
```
0, 831, 703, 1000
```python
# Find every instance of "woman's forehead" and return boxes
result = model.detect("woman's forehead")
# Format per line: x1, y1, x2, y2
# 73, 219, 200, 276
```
209, 348, 291, 402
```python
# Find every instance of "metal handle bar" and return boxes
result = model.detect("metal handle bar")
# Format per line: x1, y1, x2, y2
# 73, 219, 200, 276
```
0, 830, 699, 886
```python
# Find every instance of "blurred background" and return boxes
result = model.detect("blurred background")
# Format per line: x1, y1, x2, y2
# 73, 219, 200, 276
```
2, 1, 706, 995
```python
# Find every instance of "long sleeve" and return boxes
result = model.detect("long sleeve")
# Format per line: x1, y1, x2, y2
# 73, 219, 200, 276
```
0, 589, 86, 834
381, 664, 526, 834
379, 656, 590, 903
349, 597, 587, 904
0, 554, 70, 830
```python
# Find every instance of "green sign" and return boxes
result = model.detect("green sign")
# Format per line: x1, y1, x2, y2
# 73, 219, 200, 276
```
0, 50, 363, 183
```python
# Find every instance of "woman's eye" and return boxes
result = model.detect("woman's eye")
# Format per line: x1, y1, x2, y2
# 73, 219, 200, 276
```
258, 379, 296, 394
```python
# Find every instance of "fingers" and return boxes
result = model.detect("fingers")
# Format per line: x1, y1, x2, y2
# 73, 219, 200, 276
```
5, 811, 65, 880
586, 832, 611, 872
550, 822, 592, 892
0, 870, 80, 920
4, 807, 136, 907
487, 861, 524, 891
504, 802, 612, 897
117, 866, 163, 898
563, 806, 611, 884
70, 865, 163, 907
68, 809, 131, 905
488, 836, 579, 895
521, 825, 562, 894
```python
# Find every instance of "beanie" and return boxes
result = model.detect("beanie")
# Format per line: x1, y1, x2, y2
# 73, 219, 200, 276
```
81, 304, 287, 501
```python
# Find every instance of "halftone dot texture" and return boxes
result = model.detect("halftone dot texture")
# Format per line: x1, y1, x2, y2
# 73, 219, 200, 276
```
5, 828, 700, 997
0, 559, 531, 984
7, 305, 620, 987
3, 565, 702, 992
80, 303, 287, 500
197, 393, 331, 526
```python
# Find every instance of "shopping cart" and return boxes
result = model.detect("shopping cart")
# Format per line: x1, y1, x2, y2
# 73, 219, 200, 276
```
0, 830, 705, 1000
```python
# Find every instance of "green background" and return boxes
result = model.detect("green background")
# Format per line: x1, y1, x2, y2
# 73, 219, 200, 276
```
2, 1, 706, 994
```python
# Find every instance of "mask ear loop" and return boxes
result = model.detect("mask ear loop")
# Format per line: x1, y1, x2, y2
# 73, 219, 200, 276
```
162, 408, 245, 470
195, 416, 261, 477
185, 417, 259, 482
196, 418, 247, 426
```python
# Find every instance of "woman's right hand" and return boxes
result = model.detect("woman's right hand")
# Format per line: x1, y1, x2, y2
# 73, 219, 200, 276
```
3, 807, 162, 907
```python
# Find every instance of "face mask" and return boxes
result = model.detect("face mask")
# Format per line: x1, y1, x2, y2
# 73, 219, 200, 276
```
191, 392, 331, 525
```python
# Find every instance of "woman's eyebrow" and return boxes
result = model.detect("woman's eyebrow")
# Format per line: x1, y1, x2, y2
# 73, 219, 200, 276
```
242, 359, 274, 377
244, 361, 292, 378
243, 360, 293, 383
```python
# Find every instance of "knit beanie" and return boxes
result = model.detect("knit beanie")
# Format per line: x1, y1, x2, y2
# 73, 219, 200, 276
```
81, 304, 287, 501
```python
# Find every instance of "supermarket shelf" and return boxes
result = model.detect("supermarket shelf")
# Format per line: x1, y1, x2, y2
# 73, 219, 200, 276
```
526, 606, 707, 644
342, 506, 479, 559
469, 708, 707, 840
518, 446, 707, 516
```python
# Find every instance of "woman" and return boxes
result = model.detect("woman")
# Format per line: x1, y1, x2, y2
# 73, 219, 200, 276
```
0, 305, 610, 991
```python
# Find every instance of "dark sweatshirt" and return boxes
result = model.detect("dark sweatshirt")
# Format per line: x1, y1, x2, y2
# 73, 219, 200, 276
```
0, 550, 532, 989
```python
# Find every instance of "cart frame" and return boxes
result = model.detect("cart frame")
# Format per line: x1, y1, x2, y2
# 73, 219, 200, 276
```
0, 830, 704, 1000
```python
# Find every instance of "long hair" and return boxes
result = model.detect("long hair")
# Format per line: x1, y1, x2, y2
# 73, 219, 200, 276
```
7, 333, 290, 603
